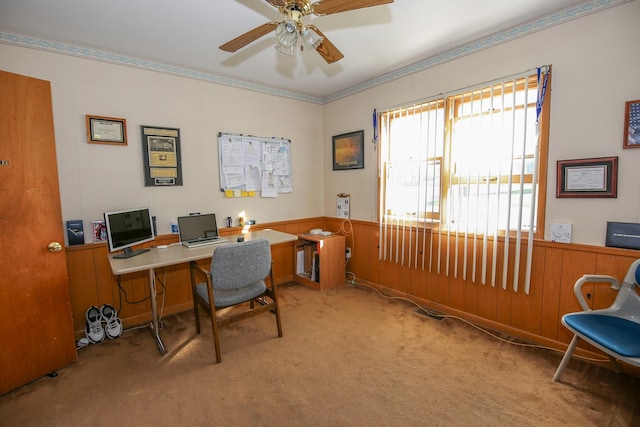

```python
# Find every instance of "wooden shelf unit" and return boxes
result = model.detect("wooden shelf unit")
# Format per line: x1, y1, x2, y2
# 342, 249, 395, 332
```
294, 233, 346, 290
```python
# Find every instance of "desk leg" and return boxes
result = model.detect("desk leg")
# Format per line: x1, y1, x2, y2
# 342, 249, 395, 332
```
148, 268, 167, 354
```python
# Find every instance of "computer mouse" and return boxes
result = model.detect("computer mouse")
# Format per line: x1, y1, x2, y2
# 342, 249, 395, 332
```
237, 237, 244, 242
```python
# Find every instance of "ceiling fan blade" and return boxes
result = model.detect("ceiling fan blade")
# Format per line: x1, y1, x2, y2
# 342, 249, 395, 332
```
312, 0, 393, 15
308, 25, 344, 64
219, 22, 278, 52
265, 0, 286, 7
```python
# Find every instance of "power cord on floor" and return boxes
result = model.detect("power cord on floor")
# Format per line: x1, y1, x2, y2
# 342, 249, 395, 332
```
344, 272, 610, 365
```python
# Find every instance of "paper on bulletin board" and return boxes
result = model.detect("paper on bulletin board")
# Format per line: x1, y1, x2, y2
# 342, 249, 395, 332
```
218, 133, 292, 197
337, 194, 350, 218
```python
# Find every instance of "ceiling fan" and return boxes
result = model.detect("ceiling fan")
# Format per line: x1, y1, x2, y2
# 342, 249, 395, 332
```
220, 0, 394, 64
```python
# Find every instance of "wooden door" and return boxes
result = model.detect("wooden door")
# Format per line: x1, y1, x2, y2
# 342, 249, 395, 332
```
0, 70, 77, 395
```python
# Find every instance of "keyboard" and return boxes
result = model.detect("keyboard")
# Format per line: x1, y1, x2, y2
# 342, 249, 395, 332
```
182, 237, 228, 248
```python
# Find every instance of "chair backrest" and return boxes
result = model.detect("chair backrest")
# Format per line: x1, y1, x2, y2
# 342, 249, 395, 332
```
613, 259, 640, 315
209, 238, 271, 290
623, 258, 640, 288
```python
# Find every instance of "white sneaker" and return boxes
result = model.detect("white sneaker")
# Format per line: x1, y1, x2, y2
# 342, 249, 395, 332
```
101, 304, 123, 339
85, 306, 105, 343
105, 317, 123, 339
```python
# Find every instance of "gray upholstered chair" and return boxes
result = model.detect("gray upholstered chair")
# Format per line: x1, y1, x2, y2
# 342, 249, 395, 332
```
189, 238, 282, 362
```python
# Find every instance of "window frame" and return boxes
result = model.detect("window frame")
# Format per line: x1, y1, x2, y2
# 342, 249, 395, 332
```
378, 70, 550, 239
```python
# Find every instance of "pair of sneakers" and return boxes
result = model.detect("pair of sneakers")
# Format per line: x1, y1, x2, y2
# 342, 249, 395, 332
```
85, 304, 123, 343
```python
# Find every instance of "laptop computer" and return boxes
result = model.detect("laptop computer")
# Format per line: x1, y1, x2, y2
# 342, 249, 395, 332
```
178, 213, 228, 248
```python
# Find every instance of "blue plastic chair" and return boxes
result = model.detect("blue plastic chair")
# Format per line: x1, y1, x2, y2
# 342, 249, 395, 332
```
552, 259, 640, 381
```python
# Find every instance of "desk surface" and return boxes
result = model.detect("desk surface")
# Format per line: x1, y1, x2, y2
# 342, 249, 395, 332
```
108, 229, 298, 275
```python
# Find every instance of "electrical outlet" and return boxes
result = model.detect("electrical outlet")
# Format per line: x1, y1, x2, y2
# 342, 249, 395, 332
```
346, 247, 351, 259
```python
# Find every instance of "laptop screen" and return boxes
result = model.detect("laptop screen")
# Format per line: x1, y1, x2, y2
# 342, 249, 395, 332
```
177, 214, 219, 242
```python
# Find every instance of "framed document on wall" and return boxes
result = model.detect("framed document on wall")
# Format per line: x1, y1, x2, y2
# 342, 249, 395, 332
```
86, 115, 127, 145
556, 156, 617, 198
141, 125, 183, 186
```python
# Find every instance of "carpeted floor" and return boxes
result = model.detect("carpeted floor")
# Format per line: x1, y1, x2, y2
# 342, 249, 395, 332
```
1, 282, 639, 426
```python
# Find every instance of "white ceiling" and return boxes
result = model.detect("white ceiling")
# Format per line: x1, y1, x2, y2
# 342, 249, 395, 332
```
0, 0, 608, 101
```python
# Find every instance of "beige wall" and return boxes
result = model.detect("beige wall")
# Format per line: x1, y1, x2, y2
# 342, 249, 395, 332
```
322, 1, 640, 246
0, 44, 324, 237
1, 1, 639, 246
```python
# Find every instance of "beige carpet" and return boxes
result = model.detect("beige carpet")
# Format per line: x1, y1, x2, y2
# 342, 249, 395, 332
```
1, 282, 639, 426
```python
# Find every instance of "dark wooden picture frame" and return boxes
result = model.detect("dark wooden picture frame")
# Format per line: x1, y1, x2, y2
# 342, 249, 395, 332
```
332, 130, 364, 170
86, 115, 127, 145
623, 99, 640, 148
556, 156, 618, 198
141, 125, 183, 186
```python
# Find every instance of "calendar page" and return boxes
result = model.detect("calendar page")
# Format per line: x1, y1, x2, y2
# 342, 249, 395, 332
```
337, 194, 350, 219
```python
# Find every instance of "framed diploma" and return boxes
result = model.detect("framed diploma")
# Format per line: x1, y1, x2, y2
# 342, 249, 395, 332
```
141, 125, 183, 186
556, 156, 617, 198
86, 115, 127, 145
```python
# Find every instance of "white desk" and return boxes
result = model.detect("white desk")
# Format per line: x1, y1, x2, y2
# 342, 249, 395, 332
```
107, 229, 298, 354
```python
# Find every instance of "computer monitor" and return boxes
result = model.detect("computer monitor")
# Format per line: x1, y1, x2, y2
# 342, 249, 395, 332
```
104, 207, 154, 258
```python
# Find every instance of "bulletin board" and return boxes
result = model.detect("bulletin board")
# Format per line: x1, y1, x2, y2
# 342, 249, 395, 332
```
218, 132, 292, 197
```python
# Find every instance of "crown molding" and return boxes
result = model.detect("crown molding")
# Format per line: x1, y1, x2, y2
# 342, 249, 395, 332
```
0, 0, 630, 105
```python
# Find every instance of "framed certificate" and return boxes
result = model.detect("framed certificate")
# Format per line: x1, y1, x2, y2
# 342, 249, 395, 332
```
86, 115, 127, 145
556, 156, 617, 198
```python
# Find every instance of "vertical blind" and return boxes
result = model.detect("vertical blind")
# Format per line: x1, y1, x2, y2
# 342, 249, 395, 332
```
378, 66, 550, 294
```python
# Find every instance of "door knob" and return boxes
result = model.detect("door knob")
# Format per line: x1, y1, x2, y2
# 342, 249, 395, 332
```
48, 242, 63, 252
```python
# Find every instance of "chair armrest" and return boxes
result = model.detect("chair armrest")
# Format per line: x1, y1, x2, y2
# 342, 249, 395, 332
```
574, 274, 621, 311
189, 261, 210, 279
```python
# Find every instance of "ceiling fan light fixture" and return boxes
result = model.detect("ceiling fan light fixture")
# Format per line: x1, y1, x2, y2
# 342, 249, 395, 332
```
300, 26, 323, 50
221, 0, 387, 63
275, 42, 296, 56
275, 20, 298, 47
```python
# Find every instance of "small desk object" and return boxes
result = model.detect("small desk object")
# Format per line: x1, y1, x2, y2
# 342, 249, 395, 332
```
107, 229, 297, 354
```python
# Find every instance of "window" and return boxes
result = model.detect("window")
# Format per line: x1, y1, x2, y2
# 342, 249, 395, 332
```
378, 67, 551, 293
382, 99, 445, 223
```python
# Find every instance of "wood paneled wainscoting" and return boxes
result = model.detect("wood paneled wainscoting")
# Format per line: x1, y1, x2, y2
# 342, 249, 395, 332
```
67, 216, 639, 375
323, 217, 640, 377
65, 217, 325, 339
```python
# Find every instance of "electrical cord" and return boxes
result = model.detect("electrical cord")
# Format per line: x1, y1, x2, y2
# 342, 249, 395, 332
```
345, 273, 610, 364
116, 268, 167, 332
116, 272, 166, 311
332, 218, 355, 266
156, 269, 167, 323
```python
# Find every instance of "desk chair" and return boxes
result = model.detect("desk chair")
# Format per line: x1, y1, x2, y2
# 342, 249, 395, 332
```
552, 259, 640, 382
189, 238, 282, 363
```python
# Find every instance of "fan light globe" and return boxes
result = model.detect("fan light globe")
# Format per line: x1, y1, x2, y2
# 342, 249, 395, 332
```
275, 42, 296, 56
275, 20, 298, 47
301, 27, 324, 50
